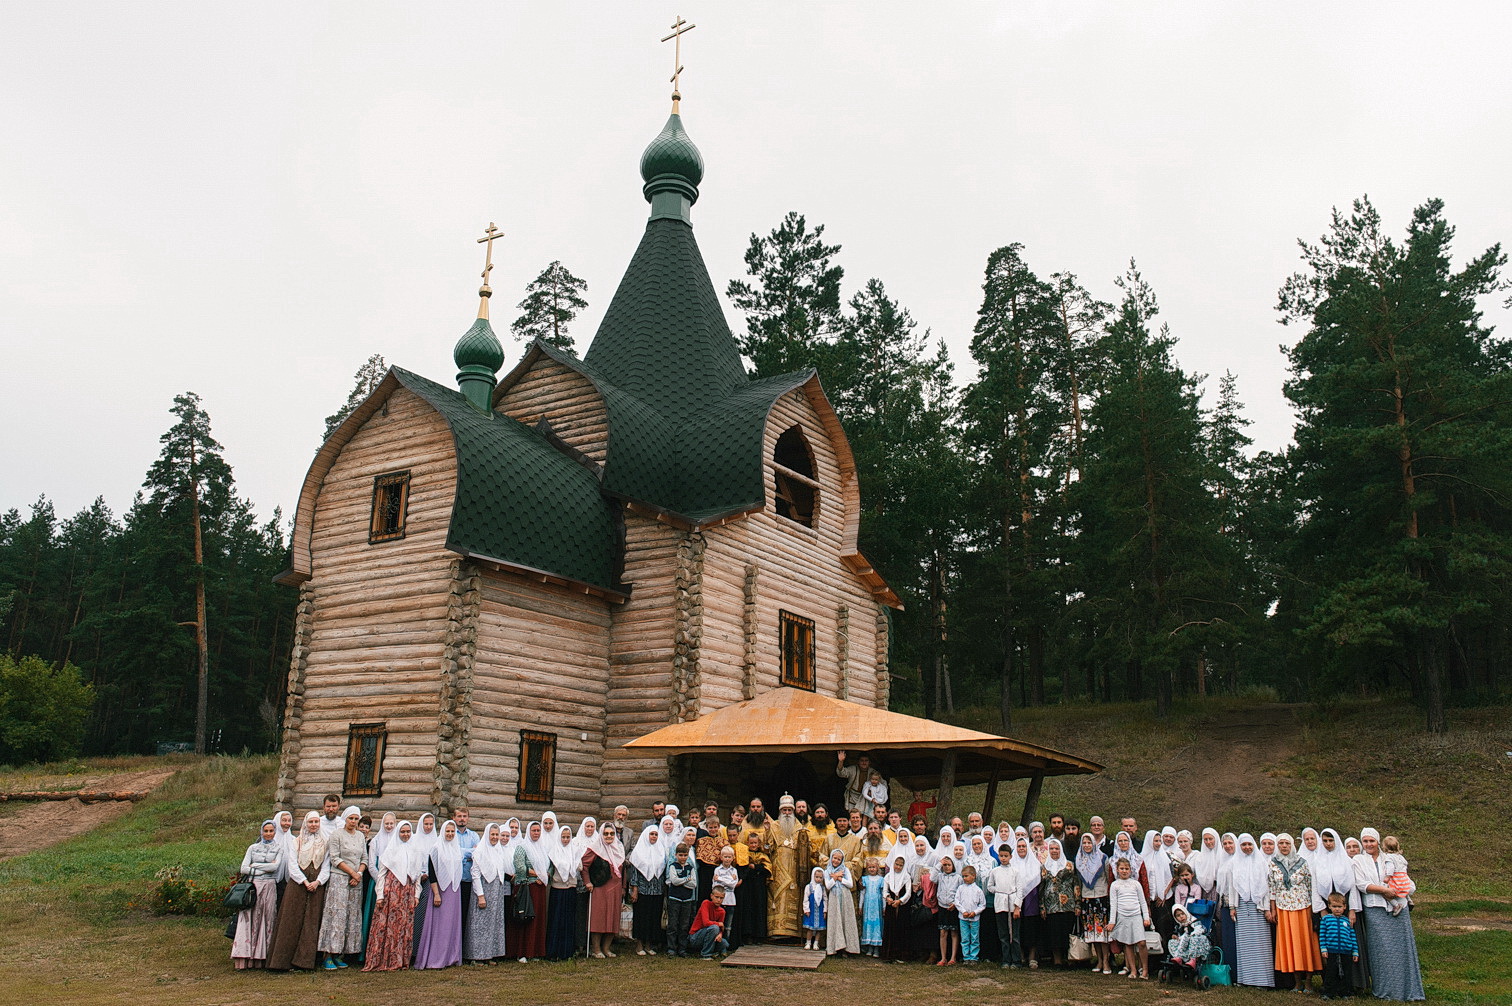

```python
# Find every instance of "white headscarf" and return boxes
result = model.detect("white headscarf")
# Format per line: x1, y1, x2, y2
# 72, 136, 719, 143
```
1297, 827, 1322, 875
549, 825, 581, 884
571, 817, 598, 858
629, 823, 666, 881
1141, 830, 1172, 895
1111, 831, 1142, 878
412, 812, 439, 861
1191, 827, 1221, 890
273, 810, 296, 881
520, 822, 551, 881
369, 812, 399, 866
1216, 832, 1238, 901
1162, 826, 1183, 860
296, 811, 329, 874
1010, 837, 1040, 891
1043, 837, 1070, 876
965, 833, 995, 879
933, 826, 957, 862
1232, 833, 1270, 904
473, 823, 507, 884
885, 852, 911, 898
431, 821, 463, 892
382, 821, 424, 889
1313, 828, 1355, 907
501, 817, 523, 878
584, 824, 625, 872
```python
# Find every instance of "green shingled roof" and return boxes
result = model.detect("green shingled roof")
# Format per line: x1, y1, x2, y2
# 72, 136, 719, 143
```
391, 367, 621, 592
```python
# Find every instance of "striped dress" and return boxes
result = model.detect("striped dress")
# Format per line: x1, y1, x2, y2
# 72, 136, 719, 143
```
1234, 899, 1275, 987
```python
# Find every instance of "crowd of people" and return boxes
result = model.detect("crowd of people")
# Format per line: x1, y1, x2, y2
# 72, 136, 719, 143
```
229, 752, 1424, 1001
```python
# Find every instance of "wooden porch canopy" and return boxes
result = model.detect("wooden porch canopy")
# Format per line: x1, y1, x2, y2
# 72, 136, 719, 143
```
623, 687, 1102, 791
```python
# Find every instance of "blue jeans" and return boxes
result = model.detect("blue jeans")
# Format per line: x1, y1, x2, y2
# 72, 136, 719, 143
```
961, 916, 981, 961
689, 925, 729, 958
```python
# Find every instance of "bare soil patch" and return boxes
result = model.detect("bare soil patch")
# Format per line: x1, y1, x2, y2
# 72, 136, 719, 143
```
0, 768, 176, 859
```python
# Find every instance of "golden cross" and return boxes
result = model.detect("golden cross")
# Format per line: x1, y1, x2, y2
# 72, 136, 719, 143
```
476, 221, 502, 317
661, 15, 696, 111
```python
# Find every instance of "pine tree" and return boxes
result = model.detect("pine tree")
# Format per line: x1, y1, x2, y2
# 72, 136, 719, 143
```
511, 261, 588, 351
323, 353, 388, 440
726, 212, 844, 378
1278, 197, 1512, 730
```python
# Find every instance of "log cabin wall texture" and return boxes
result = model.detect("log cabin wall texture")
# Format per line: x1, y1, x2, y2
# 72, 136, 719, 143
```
285, 387, 459, 813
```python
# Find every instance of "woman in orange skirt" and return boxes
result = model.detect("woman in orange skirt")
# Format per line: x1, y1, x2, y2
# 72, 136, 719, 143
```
1266, 832, 1323, 991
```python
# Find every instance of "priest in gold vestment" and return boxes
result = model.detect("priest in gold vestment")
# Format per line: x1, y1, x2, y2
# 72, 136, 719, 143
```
768, 794, 810, 938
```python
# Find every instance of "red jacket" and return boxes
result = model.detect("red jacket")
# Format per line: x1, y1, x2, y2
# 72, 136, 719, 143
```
690, 899, 725, 934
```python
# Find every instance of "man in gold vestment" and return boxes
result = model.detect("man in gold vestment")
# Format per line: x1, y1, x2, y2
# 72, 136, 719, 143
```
767, 794, 809, 939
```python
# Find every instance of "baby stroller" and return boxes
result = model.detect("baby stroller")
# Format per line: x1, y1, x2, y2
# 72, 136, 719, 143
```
1158, 899, 1221, 990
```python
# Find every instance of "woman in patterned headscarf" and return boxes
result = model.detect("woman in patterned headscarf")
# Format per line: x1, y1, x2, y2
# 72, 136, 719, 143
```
267, 811, 330, 971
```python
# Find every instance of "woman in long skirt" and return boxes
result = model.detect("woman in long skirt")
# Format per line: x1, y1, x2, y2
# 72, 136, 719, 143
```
1267, 833, 1322, 990
409, 812, 439, 958
582, 823, 627, 958
1354, 828, 1424, 1001
1076, 834, 1112, 973
267, 811, 330, 971
361, 812, 397, 960
1344, 835, 1374, 993
512, 820, 551, 960
464, 823, 509, 963
232, 820, 282, 969
1230, 834, 1275, 987
317, 805, 368, 969
1040, 839, 1079, 966
1215, 832, 1240, 976
545, 825, 581, 960
823, 849, 861, 955
881, 852, 912, 961
627, 824, 667, 955
363, 821, 422, 972
414, 820, 464, 969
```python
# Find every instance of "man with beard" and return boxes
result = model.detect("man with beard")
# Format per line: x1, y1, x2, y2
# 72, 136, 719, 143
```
766, 794, 809, 939
793, 799, 812, 828
858, 819, 889, 875
806, 804, 835, 868
1048, 813, 1067, 850
739, 798, 776, 853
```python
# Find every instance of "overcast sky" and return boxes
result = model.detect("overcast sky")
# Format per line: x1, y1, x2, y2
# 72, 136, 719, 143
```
4, 2, 1509, 525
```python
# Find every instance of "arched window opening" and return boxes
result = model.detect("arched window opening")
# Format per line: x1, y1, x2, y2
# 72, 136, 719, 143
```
772, 426, 818, 528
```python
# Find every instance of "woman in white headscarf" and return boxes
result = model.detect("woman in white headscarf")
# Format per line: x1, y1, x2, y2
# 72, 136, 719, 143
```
1075, 832, 1112, 973
1140, 829, 1175, 948
582, 821, 626, 958
413, 819, 464, 969
1353, 827, 1424, 1001
1230, 833, 1275, 987
272, 810, 297, 896
361, 811, 398, 954
511, 821, 550, 960
932, 825, 958, 865
1268, 833, 1321, 990
1215, 832, 1239, 971
545, 824, 581, 960
1008, 835, 1045, 967
1039, 838, 1078, 966
409, 811, 440, 957
1108, 831, 1146, 892
1190, 828, 1221, 892
464, 822, 509, 963
363, 820, 423, 972
267, 811, 330, 971
232, 819, 283, 969
1313, 828, 1367, 990
627, 823, 667, 955
317, 805, 368, 969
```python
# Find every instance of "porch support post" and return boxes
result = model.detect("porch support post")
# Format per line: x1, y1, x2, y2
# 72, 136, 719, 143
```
1019, 770, 1045, 828
982, 761, 1002, 824
935, 750, 957, 829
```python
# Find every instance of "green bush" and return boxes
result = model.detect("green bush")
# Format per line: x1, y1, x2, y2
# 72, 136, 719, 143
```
0, 654, 94, 765
148, 864, 232, 916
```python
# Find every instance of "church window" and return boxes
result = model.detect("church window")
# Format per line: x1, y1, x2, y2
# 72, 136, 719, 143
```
368, 470, 411, 543
517, 730, 557, 803
779, 610, 816, 690
342, 722, 387, 798
772, 426, 818, 528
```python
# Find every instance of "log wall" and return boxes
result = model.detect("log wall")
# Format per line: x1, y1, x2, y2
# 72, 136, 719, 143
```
463, 567, 613, 820
496, 355, 609, 465
284, 386, 458, 814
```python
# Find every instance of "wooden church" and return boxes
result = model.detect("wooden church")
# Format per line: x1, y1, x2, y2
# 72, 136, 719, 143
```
273, 85, 901, 820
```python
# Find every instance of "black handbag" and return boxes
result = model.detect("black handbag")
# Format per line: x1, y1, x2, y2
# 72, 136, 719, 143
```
588, 857, 611, 887
512, 882, 536, 921
224, 877, 257, 912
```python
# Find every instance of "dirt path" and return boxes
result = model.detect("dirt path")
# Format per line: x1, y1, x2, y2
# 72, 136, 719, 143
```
1173, 704, 1303, 826
0, 768, 177, 859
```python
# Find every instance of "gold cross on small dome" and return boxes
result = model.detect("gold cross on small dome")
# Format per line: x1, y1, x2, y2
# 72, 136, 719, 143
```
661, 15, 696, 112
476, 222, 503, 317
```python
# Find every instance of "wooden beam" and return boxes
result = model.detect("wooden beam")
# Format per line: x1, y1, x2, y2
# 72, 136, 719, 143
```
1020, 771, 1045, 828
982, 761, 1001, 824
936, 750, 957, 830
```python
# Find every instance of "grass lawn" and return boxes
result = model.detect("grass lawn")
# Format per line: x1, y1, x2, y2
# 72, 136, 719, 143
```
0, 697, 1507, 1003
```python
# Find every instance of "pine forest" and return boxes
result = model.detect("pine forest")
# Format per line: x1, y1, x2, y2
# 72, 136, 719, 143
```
3, 196, 1508, 758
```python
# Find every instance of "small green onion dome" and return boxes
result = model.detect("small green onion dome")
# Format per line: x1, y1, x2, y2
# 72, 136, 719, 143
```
639, 113, 704, 189
453, 316, 505, 373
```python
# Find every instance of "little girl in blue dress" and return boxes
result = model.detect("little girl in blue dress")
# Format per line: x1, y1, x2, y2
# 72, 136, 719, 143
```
802, 867, 827, 950
860, 861, 885, 956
